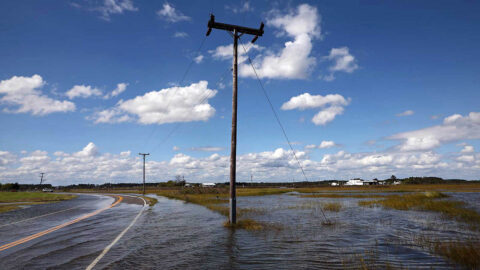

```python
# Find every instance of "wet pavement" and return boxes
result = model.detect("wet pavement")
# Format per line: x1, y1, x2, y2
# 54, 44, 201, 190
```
0, 194, 144, 269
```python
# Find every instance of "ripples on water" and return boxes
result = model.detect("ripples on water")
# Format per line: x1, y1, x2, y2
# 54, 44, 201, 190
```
101, 192, 480, 269
2, 193, 477, 269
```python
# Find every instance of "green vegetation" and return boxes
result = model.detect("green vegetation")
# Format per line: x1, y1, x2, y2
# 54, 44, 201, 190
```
0, 192, 76, 213
224, 219, 263, 230
323, 202, 342, 212
0, 182, 20, 191
433, 240, 480, 269
154, 188, 281, 230
142, 196, 158, 206
359, 192, 480, 229
411, 235, 480, 269
0, 192, 76, 203
301, 193, 386, 199
0, 205, 20, 214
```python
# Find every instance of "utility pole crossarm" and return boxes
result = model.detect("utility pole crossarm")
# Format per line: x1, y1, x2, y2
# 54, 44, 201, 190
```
206, 14, 264, 225
206, 14, 264, 43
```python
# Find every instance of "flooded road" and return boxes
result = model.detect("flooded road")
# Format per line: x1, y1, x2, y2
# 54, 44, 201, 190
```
0, 192, 478, 269
0, 194, 145, 269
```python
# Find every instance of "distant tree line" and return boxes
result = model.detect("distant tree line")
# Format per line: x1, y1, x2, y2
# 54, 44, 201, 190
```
0, 183, 53, 191
2, 176, 479, 191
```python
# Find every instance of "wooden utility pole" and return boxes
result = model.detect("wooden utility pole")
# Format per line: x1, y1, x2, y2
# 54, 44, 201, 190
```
206, 14, 264, 224
138, 153, 150, 195
39, 172, 45, 185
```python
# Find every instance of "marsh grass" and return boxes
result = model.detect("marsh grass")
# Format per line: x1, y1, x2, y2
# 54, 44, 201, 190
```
223, 219, 283, 231
341, 244, 402, 270
323, 202, 342, 212
0, 192, 76, 203
295, 183, 480, 193
0, 192, 76, 214
433, 241, 480, 268
0, 205, 19, 213
359, 191, 480, 229
142, 196, 158, 206
224, 219, 264, 230
155, 189, 275, 230
411, 235, 480, 269
301, 194, 387, 199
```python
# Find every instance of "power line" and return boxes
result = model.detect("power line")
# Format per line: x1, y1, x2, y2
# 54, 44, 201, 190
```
150, 67, 231, 152
238, 38, 329, 223
206, 14, 264, 225
142, 35, 209, 149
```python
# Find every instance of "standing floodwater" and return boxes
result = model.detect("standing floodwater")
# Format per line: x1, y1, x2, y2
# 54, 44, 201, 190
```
98, 192, 480, 269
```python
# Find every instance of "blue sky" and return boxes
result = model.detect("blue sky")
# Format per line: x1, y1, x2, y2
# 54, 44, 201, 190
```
0, 0, 479, 184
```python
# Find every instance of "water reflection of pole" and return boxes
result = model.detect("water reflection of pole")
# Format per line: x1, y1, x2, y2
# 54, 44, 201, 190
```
226, 229, 237, 268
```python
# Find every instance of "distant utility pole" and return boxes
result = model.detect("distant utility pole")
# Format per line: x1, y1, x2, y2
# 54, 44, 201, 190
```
39, 172, 45, 185
138, 153, 150, 195
207, 14, 264, 224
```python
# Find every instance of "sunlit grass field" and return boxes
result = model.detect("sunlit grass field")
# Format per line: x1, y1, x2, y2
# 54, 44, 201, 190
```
0, 192, 76, 213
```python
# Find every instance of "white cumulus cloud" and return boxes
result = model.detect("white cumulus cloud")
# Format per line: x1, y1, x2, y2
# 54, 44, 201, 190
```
0, 75, 75, 116
461, 145, 474, 153
305, 141, 337, 150
225, 2, 253, 13
98, 0, 138, 21
194, 55, 204, 64
396, 110, 414, 117
66, 85, 102, 99
91, 81, 217, 125
312, 106, 345, 126
323, 47, 358, 81
104, 83, 128, 99
157, 3, 190, 23
389, 112, 480, 151
282, 93, 350, 125
235, 4, 320, 79
174, 32, 188, 38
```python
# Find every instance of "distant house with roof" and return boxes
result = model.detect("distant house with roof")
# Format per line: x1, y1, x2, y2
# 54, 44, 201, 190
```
201, 182, 216, 187
345, 178, 379, 186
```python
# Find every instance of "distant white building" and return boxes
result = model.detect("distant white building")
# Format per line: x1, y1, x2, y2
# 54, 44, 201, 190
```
345, 178, 364, 186
201, 183, 216, 187
345, 178, 379, 186
331, 182, 339, 186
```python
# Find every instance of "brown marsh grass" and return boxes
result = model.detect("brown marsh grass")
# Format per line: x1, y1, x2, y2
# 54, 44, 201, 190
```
155, 188, 275, 230
359, 191, 480, 229
411, 235, 480, 269
323, 202, 342, 212
301, 193, 387, 199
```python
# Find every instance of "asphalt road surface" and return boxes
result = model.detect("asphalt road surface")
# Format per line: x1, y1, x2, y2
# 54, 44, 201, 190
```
0, 193, 146, 270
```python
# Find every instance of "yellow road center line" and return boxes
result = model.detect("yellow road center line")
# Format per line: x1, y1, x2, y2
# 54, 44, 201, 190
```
0, 195, 123, 252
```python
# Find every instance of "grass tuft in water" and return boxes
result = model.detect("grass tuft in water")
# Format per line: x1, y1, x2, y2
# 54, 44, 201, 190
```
142, 196, 158, 206
323, 202, 342, 212
301, 194, 386, 199
359, 192, 480, 229
413, 235, 480, 269
224, 219, 264, 230
433, 240, 480, 269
